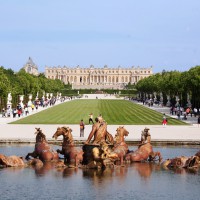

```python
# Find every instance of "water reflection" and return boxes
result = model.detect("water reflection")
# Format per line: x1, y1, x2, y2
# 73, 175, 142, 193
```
0, 145, 200, 200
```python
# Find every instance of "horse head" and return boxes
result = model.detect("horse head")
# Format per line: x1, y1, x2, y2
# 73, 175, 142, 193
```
53, 126, 74, 144
114, 126, 129, 143
52, 127, 63, 140
35, 128, 46, 143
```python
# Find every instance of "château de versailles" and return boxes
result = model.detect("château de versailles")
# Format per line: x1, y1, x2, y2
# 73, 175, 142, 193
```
23, 57, 153, 89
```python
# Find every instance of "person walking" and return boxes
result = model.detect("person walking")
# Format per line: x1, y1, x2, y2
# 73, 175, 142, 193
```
80, 119, 85, 137
162, 113, 167, 127
89, 113, 94, 124
198, 116, 200, 128
2, 108, 6, 117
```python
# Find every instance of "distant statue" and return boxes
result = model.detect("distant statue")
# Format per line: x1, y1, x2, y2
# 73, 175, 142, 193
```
7, 93, 12, 104
7, 93, 12, 109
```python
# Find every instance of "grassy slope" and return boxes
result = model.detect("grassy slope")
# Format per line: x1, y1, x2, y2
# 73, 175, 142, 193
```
11, 99, 187, 125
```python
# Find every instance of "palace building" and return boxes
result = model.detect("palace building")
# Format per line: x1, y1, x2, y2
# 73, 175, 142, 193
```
45, 65, 153, 89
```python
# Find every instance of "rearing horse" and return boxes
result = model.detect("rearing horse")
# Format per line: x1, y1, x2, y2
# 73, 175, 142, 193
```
112, 126, 129, 164
125, 128, 162, 162
52, 127, 84, 167
26, 128, 59, 162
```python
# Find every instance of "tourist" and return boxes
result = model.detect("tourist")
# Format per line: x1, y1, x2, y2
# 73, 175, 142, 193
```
17, 107, 22, 117
162, 113, 167, 127
183, 113, 187, 120
24, 105, 29, 116
193, 107, 198, 117
89, 113, 94, 124
198, 116, 200, 127
80, 119, 85, 137
12, 108, 17, 118
31, 103, 35, 111
7, 106, 12, 117
186, 107, 190, 116
2, 108, 6, 117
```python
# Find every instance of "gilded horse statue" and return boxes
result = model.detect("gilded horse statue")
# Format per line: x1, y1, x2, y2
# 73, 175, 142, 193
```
52, 126, 84, 168
25, 128, 59, 162
125, 128, 162, 162
112, 126, 129, 164
89, 126, 129, 167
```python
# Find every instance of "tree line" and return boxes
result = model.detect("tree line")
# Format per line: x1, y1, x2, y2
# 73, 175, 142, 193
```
1, 65, 199, 110
135, 66, 200, 108
0, 67, 66, 109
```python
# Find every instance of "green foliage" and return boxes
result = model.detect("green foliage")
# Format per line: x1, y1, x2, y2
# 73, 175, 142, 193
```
136, 66, 200, 107
0, 67, 65, 109
11, 99, 186, 125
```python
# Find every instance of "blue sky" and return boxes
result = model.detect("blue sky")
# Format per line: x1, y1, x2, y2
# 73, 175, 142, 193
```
0, 0, 200, 73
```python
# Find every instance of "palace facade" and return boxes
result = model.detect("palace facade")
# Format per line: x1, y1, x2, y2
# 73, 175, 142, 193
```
45, 65, 153, 89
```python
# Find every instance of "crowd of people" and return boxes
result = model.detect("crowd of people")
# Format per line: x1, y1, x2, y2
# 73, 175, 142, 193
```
1, 97, 61, 118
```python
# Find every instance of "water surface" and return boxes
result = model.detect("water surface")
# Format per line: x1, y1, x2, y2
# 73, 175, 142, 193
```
0, 145, 199, 200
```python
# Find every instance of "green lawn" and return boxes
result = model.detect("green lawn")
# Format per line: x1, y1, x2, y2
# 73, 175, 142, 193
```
11, 99, 187, 125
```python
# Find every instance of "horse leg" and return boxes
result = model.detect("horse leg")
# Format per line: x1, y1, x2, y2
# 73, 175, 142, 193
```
25, 151, 38, 160
148, 152, 162, 162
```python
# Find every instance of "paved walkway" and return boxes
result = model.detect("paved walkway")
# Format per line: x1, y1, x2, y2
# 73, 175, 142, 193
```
0, 96, 200, 144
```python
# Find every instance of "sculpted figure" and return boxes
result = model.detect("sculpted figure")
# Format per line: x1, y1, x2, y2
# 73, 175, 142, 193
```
162, 156, 199, 169
125, 128, 162, 162
52, 126, 84, 168
85, 117, 107, 145
85, 117, 113, 145
26, 128, 59, 162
